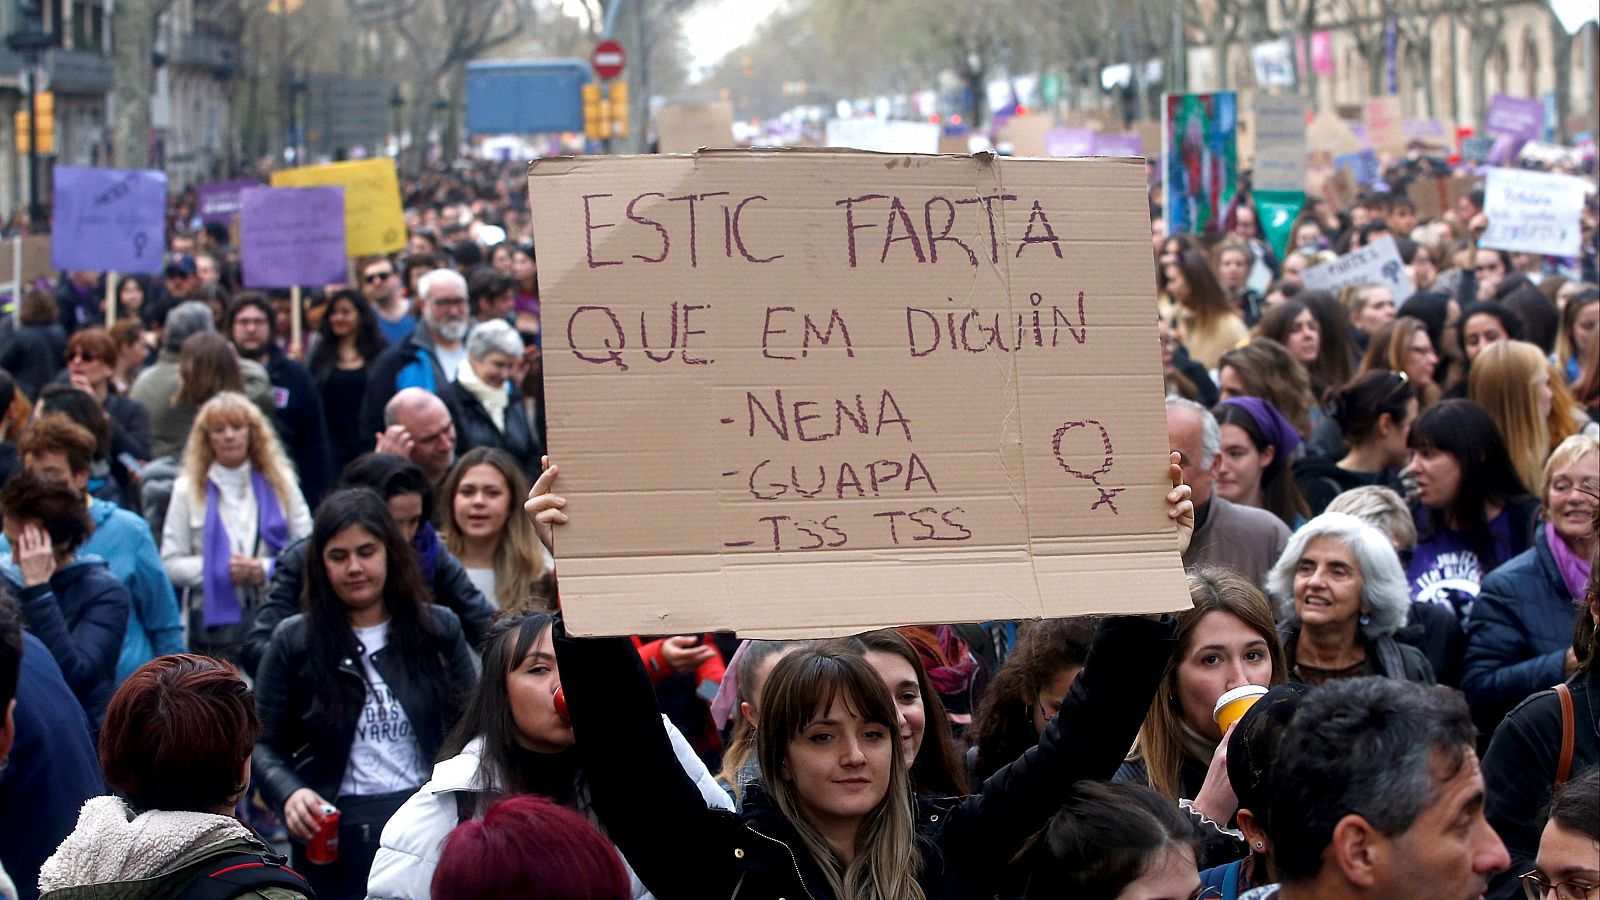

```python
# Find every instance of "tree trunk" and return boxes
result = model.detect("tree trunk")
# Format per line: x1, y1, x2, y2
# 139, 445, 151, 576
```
110, 0, 167, 167
1550, 12, 1573, 142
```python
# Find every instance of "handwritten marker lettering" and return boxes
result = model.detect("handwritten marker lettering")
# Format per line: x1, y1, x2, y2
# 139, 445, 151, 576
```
1052, 419, 1124, 514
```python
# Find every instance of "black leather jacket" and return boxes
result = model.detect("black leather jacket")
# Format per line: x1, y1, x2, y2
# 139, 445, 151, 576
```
251, 605, 477, 811
240, 532, 494, 676
555, 614, 1178, 900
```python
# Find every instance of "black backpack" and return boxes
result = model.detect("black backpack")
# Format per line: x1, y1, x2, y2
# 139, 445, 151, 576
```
166, 850, 316, 900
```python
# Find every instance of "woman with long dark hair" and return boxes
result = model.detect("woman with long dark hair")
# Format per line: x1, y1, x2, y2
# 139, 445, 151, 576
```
966, 618, 1096, 783
1167, 248, 1247, 369
367, 610, 732, 899
253, 488, 477, 900
1404, 399, 1540, 618
309, 288, 389, 474
1294, 371, 1417, 515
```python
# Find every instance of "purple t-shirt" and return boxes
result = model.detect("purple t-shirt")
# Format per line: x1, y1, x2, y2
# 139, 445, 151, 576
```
1406, 508, 1514, 619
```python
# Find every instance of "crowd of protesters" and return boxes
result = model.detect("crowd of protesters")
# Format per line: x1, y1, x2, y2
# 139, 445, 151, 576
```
0, 140, 1592, 900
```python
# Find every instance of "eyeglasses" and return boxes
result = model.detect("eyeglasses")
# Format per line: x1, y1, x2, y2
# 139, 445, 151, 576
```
364, 271, 395, 283
1520, 870, 1599, 900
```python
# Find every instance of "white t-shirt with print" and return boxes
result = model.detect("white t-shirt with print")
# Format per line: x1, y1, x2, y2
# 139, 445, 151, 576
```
338, 621, 429, 797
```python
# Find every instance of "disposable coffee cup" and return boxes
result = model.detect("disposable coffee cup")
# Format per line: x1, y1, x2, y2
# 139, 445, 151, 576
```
1213, 685, 1270, 731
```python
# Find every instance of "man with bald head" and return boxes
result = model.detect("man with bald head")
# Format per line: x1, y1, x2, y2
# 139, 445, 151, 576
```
359, 267, 474, 439
377, 387, 457, 487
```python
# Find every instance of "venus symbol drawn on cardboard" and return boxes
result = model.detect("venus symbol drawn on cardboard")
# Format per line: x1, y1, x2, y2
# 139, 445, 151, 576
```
1052, 419, 1122, 513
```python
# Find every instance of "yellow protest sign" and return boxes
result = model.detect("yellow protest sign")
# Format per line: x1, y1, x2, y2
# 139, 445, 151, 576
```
270, 158, 405, 258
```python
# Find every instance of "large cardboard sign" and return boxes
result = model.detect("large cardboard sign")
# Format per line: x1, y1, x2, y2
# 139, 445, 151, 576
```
528, 150, 1187, 637
1002, 116, 1053, 157
656, 101, 735, 153
1307, 109, 1365, 157
239, 186, 349, 288
1163, 92, 1238, 237
1364, 97, 1406, 156
0, 235, 53, 285
51, 167, 168, 275
1300, 234, 1414, 303
270, 158, 405, 257
1252, 95, 1307, 193
1479, 167, 1590, 258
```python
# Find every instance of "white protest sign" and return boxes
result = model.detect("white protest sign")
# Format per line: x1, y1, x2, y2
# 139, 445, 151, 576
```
1300, 234, 1413, 304
824, 118, 941, 154
1252, 95, 1308, 193
1479, 167, 1591, 257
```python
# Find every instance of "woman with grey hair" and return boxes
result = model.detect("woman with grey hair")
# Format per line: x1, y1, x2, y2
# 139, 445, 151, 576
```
443, 318, 542, 479
1266, 511, 1435, 686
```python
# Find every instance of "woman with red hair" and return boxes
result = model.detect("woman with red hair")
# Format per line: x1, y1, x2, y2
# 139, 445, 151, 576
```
431, 795, 630, 900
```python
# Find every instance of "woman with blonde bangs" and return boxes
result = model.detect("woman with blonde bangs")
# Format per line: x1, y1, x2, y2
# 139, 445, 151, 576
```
440, 447, 550, 612
1116, 566, 1287, 868
541, 457, 1201, 899
1469, 340, 1584, 495
161, 391, 311, 656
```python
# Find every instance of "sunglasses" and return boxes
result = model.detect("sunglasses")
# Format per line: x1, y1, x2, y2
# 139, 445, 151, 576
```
66, 350, 100, 363
364, 271, 395, 283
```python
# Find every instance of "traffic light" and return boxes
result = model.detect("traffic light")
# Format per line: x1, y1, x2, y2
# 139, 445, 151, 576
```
608, 82, 628, 138
582, 82, 611, 140
13, 91, 54, 155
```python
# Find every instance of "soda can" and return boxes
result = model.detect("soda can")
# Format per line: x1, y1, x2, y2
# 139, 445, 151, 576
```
306, 803, 340, 864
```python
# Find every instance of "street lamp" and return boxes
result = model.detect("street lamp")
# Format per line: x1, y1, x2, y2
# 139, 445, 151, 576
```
389, 86, 403, 156
6, 1, 55, 229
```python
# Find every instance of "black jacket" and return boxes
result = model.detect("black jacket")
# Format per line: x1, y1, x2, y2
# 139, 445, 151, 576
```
358, 325, 450, 441
1482, 665, 1600, 900
239, 531, 494, 676
257, 345, 334, 509
5, 559, 130, 730
251, 604, 477, 811
0, 323, 65, 399
1291, 455, 1397, 516
555, 614, 1179, 900
442, 379, 543, 481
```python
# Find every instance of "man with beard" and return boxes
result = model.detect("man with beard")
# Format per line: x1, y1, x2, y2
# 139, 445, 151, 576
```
226, 294, 332, 507
359, 268, 472, 440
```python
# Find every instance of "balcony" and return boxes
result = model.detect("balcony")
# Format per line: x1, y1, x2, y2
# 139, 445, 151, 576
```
171, 30, 238, 79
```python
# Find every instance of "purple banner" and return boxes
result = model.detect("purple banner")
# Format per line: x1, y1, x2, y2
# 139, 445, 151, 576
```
1045, 127, 1096, 157
1485, 94, 1544, 152
1092, 133, 1144, 157
239, 186, 348, 288
51, 166, 169, 275
195, 179, 259, 226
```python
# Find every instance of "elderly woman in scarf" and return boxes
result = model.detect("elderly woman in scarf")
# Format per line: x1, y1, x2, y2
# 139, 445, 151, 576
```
444, 319, 542, 483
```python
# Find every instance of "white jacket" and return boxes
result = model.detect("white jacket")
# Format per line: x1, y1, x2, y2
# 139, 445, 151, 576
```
161, 465, 311, 614
365, 717, 734, 900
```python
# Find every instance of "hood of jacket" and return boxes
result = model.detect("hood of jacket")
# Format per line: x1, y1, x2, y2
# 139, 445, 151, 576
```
87, 496, 118, 528
37, 796, 265, 897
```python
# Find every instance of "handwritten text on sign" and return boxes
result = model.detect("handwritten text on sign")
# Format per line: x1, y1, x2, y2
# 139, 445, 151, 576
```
530, 151, 1186, 638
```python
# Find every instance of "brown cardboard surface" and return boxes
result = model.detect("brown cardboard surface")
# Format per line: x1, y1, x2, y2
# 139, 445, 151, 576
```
1325, 166, 1360, 210
1134, 121, 1163, 158
527, 150, 1188, 638
655, 101, 735, 153
1004, 116, 1053, 157
1307, 110, 1365, 156
0, 235, 53, 284
1407, 177, 1447, 221
1364, 97, 1406, 156
938, 134, 972, 155
1066, 109, 1115, 132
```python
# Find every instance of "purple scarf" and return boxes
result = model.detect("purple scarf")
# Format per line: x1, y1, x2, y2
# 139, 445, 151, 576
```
1546, 521, 1592, 606
203, 470, 289, 627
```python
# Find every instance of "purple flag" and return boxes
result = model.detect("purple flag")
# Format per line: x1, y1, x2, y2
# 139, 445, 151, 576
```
51, 166, 169, 274
239, 186, 348, 288
195, 179, 260, 226
1092, 133, 1144, 157
1045, 127, 1096, 157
